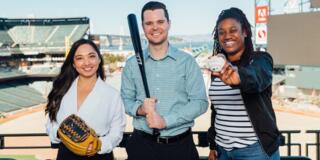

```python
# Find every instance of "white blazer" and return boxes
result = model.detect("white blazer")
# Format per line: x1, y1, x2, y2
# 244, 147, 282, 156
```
46, 76, 126, 154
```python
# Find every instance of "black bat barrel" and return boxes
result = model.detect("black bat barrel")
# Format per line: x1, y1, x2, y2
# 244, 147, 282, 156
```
127, 14, 150, 98
127, 14, 143, 64
127, 14, 160, 137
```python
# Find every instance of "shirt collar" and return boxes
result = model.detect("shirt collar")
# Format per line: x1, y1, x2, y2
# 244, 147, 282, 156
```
143, 44, 178, 61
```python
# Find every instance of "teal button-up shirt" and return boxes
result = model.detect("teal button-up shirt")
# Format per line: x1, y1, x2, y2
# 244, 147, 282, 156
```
121, 45, 208, 136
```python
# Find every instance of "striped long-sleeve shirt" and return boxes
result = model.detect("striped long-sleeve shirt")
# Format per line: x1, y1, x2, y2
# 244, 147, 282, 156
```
209, 77, 258, 151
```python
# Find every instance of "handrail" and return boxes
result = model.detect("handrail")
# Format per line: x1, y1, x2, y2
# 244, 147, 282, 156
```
0, 132, 208, 149
280, 130, 301, 156
0, 130, 316, 159
306, 130, 320, 160
0, 133, 49, 149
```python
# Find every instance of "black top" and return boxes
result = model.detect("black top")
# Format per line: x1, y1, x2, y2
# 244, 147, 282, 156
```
208, 51, 281, 156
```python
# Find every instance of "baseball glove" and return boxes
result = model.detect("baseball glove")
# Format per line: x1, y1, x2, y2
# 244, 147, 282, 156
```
57, 114, 101, 156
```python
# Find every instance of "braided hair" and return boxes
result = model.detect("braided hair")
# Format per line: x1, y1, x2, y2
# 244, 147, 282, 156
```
212, 7, 254, 66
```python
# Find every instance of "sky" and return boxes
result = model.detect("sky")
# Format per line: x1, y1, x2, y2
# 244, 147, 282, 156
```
0, 0, 294, 35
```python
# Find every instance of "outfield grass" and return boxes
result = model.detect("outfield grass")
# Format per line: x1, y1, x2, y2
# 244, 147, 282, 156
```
0, 155, 38, 160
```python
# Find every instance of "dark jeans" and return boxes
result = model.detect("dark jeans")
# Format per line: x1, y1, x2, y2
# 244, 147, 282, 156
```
216, 142, 280, 160
56, 143, 114, 160
126, 130, 199, 160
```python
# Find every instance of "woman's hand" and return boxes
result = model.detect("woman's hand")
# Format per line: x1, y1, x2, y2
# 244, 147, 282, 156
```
212, 62, 240, 85
208, 149, 218, 160
86, 142, 94, 156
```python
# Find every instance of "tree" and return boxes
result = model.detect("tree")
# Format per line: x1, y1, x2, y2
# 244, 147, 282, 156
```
0, 112, 5, 119
102, 53, 125, 65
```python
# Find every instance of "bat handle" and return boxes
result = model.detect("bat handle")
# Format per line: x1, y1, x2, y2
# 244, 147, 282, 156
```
153, 129, 160, 137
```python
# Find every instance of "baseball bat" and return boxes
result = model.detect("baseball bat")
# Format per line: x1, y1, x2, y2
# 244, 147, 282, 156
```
127, 14, 160, 137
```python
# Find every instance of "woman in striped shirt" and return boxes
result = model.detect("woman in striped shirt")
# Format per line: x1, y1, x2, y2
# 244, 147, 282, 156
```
207, 8, 281, 160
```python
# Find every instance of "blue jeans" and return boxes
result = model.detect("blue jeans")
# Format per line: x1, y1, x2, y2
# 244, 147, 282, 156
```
216, 142, 280, 160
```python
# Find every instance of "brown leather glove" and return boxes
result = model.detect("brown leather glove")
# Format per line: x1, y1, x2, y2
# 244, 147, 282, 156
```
58, 114, 101, 156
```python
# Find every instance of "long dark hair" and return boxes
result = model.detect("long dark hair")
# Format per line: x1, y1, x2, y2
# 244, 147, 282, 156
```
212, 7, 254, 66
45, 39, 105, 122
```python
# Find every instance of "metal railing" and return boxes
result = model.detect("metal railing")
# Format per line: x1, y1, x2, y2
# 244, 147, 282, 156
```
0, 133, 49, 149
0, 132, 209, 149
280, 130, 302, 156
306, 130, 320, 160
0, 130, 318, 159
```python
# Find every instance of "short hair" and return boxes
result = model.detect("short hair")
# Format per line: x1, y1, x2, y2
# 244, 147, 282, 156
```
212, 7, 253, 66
141, 1, 170, 22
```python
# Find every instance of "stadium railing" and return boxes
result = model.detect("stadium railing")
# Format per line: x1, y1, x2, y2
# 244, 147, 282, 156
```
280, 130, 302, 156
0, 130, 316, 159
306, 130, 320, 160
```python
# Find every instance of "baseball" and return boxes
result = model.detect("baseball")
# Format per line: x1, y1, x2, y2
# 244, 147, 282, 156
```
207, 54, 226, 72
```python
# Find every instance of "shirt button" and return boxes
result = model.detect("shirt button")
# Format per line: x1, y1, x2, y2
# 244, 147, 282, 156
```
156, 74, 160, 77
156, 88, 160, 90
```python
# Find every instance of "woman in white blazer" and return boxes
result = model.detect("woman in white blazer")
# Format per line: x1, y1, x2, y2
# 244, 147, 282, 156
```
45, 39, 126, 160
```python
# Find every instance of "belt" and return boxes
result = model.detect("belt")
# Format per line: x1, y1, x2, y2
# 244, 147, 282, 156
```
133, 128, 191, 144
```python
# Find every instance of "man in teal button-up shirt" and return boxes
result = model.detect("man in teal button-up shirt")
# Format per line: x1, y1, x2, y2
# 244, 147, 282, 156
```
121, 1, 208, 160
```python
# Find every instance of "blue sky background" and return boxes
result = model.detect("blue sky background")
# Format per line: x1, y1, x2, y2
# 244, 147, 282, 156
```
0, 0, 294, 35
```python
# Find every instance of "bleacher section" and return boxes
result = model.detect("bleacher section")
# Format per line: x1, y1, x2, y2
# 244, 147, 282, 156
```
0, 23, 14, 56
8, 24, 88, 48
29, 81, 52, 96
0, 17, 86, 113
0, 29, 14, 46
0, 65, 60, 113
22, 65, 60, 75
73, 25, 90, 41
0, 17, 89, 55
0, 83, 46, 112
0, 68, 26, 79
48, 25, 76, 44
8, 26, 54, 45
0, 66, 60, 78
0, 66, 58, 113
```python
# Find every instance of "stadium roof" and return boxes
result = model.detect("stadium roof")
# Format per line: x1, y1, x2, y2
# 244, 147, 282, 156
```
0, 17, 90, 56
0, 17, 89, 26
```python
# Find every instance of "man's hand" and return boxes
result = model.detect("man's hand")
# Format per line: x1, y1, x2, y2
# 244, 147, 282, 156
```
146, 112, 166, 129
137, 97, 157, 116
208, 150, 217, 160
